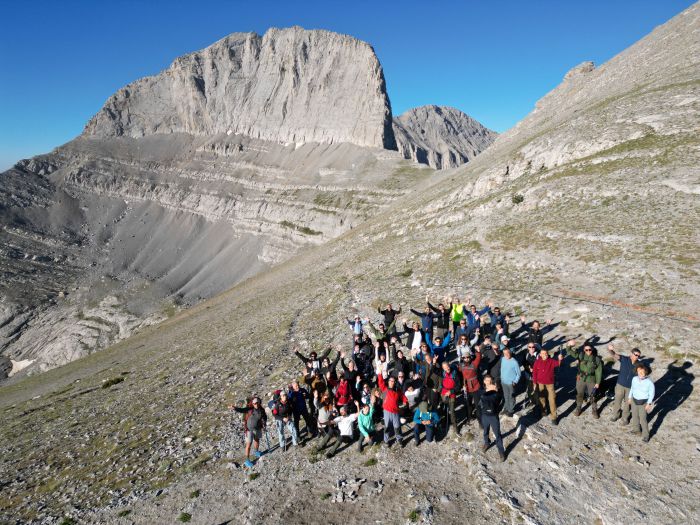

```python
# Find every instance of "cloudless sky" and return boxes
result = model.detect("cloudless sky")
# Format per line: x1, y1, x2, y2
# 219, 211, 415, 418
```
0, 0, 695, 170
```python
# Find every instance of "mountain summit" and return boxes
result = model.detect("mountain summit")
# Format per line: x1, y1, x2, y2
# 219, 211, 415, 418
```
84, 27, 397, 149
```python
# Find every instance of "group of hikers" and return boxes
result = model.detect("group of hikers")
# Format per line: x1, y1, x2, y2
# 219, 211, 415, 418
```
231, 297, 656, 468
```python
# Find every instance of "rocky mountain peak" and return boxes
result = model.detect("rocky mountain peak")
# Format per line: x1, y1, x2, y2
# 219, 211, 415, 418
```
393, 105, 497, 169
83, 27, 396, 149
564, 60, 596, 80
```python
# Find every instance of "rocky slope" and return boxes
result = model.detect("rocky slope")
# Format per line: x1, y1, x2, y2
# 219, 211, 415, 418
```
0, 27, 495, 376
0, 28, 442, 375
393, 105, 497, 169
0, 4, 698, 525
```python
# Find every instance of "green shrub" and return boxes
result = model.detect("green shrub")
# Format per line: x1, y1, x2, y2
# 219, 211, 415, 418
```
178, 512, 192, 523
512, 193, 525, 204
102, 376, 125, 389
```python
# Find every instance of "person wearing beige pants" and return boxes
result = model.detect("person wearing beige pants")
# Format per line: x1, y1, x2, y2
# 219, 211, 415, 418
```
532, 349, 564, 424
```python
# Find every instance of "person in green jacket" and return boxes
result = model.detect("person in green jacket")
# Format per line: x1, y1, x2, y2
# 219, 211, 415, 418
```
565, 339, 603, 418
357, 392, 378, 452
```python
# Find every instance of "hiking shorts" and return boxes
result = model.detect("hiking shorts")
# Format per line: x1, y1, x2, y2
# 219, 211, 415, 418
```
245, 428, 262, 444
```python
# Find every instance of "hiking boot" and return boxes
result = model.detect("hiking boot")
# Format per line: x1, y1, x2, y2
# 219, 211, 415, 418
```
630, 428, 641, 435
414, 440, 420, 447
574, 407, 582, 417
610, 413, 620, 422
620, 419, 629, 426
253, 450, 263, 458
642, 436, 650, 443
244, 459, 254, 468
498, 451, 506, 462
482, 442, 490, 452
592, 406, 600, 419
551, 417, 558, 426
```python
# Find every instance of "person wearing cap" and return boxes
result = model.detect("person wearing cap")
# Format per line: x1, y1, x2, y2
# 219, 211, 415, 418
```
346, 315, 367, 340
459, 348, 482, 425
413, 401, 440, 445
499, 347, 521, 417
231, 396, 267, 468
608, 344, 643, 424
628, 363, 655, 442
565, 339, 603, 418
532, 347, 564, 424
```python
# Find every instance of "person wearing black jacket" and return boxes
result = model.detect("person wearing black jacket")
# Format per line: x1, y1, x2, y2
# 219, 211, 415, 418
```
522, 343, 539, 408
428, 301, 452, 341
378, 303, 401, 335
289, 380, 317, 439
480, 343, 502, 385
293, 346, 332, 375
480, 375, 506, 461
516, 316, 553, 348
271, 391, 299, 451
392, 348, 412, 379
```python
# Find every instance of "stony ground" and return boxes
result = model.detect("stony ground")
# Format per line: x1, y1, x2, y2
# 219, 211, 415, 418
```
1, 4, 699, 524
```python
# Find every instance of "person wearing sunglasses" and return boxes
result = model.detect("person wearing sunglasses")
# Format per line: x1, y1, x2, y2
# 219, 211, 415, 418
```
607, 344, 643, 424
565, 339, 603, 418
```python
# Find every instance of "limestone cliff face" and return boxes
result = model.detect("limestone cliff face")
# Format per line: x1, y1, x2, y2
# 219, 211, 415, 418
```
84, 27, 397, 150
393, 105, 497, 169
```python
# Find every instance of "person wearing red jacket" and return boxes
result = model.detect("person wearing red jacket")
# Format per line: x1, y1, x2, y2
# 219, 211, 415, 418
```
532, 348, 564, 424
378, 373, 408, 447
460, 349, 482, 425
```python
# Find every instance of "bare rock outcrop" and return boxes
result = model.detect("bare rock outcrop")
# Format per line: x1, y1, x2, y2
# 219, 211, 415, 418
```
84, 27, 397, 150
393, 105, 496, 169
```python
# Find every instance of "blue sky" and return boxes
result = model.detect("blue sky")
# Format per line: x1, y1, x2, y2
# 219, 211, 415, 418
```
0, 0, 695, 170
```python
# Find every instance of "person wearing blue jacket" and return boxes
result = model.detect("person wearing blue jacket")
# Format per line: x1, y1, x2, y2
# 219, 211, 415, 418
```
628, 364, 655, 442
500, 347, 522, 416
423, 331, 452, 364
608, 345, 642, 424
413, 401, 440, 445
465, 303, 492, 336
410, 304, 434, 339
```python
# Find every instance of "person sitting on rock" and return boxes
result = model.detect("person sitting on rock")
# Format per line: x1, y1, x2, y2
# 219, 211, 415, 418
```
565, 339, 603, 418
230, 396, 267, 468
608, 344, 643, 424
480, 375, 506, 462
628, 363, 655, 442
325, 402, 360, 458
413, 401, 440, 446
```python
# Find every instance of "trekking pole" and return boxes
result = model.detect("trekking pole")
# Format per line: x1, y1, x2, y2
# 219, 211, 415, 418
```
265, 423, 272, 453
